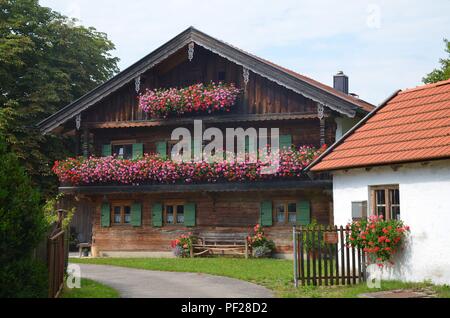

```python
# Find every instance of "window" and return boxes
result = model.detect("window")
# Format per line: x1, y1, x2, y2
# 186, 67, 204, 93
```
164, 202, 185, 225
352, 201, 367, 221
273, 201, 297, 225
370, 185, 400, 220
112, 144, 133, 159
111, 202, 132, 225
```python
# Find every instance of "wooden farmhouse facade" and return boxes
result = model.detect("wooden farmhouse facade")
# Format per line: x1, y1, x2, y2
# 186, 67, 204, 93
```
38, 27, 374, 257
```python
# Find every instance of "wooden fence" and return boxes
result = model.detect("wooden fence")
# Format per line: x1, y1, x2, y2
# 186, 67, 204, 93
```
293, 225, 366, 287
48, 229, 65, 298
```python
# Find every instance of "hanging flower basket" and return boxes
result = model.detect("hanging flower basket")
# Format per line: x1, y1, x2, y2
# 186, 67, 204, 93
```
138, 82, 241, 118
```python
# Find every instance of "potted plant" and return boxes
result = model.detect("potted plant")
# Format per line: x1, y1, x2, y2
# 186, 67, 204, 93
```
247, 224, 275, 258
170, 233, 196, 258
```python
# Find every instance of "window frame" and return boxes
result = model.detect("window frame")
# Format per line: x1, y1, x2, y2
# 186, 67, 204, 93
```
163, 200, 186, 225
111, 139, 136, 159
370, 185, 400, 221
273, 200, 297, 225
110, 200, 133, 226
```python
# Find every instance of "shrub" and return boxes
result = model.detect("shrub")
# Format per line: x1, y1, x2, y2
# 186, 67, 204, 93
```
0, 258, 48, 298
302, 219, 326, 252
346, 215, 410, 266
0, 138, 48, 297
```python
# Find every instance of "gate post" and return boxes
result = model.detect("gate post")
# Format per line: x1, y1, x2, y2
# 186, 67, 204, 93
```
293, 225, 298, 288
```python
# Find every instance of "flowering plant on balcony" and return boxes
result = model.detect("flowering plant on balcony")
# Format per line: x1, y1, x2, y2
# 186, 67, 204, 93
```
138, 82, 241, 118
346, 215, 410, 267
52, 145, 325, 186
170, 233, 196, 257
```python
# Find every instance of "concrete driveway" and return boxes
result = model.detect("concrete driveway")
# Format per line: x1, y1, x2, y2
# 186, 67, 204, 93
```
76, 263, 274, 298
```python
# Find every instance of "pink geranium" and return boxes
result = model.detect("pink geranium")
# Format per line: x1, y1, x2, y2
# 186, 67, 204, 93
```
52, 145, 325, 186
138, 82, 241, 118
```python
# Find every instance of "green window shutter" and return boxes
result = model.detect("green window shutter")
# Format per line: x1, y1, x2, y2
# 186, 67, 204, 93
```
297, 200, 311, 226
184, 203, 196, 227
155, 141, 167, 159
152, 203, 163, 227
132, 143, 143, 160
279, 135, 292, 150
260, 201, 273, 226
131, 203, 142, 227
101, 203, 110, 227
102, 144, 112, 157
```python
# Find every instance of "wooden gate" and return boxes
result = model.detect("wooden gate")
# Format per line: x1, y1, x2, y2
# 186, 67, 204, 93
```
293, 225, 366, 287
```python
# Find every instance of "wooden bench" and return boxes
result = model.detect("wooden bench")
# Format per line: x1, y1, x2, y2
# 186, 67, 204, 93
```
190, 232, 249, 258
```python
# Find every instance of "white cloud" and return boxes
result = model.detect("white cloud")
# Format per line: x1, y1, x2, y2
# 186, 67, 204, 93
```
39, 0, 450, 104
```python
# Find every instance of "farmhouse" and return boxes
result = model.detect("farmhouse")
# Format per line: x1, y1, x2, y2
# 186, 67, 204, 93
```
38, 27, 373, 257
308, 79, 450, 284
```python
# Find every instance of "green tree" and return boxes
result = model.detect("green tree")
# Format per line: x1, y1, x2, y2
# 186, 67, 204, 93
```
0, 0, 119, 196
423, 39, 450, 84
0, 138, 48, 297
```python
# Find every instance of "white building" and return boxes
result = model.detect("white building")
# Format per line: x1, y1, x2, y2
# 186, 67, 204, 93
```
307, 79, 450, 285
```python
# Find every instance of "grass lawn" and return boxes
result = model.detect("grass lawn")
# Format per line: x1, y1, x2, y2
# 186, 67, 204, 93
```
71, 257, 450, 298
61, 278, 120, 298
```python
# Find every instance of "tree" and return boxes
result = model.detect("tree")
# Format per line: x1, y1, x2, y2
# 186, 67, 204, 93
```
0, 138, 48, 297
0, 0, 119, 196
423, 39, 450, 84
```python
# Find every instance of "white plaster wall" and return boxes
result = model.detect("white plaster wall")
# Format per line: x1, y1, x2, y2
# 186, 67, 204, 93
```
332, 160, 450, 285
335, 117, 361, 140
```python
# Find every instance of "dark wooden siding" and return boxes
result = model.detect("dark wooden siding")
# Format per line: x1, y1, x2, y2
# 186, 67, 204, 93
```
91, 119, 336, 157
87, 188, 331, 254
83, 45, 318, 123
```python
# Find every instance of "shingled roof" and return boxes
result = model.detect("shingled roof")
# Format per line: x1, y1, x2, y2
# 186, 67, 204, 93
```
308, 79, 450, 172
37, 27, 374, 133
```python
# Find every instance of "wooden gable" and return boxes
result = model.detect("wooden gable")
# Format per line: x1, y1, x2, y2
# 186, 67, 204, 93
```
83, 45, 318, 124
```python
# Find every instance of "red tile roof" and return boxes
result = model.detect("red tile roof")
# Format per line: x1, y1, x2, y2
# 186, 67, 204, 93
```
309, 79, 450, 171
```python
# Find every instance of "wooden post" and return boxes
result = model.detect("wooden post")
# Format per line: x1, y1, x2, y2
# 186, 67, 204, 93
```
293, 226, 298, 287
82, 125, 89, 158
244, 240, 248, 259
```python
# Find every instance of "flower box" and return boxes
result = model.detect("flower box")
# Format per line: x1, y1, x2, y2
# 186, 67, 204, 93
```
138, 82, 241, 118
53, 145, 325, 186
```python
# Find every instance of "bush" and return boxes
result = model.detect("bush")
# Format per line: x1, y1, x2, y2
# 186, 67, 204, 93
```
0, 139, 48, 297
302, 219, 326, 252
0, 258, 48, 298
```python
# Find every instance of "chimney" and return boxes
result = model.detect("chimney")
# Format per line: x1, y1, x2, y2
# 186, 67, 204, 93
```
333, 71, 349, 94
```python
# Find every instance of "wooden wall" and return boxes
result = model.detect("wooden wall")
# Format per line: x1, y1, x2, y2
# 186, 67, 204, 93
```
91, 119, 336, 157
86, 189, 332, 254
83, 45, 319, 123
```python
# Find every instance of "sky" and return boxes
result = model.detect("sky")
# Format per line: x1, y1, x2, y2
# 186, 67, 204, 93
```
39, 0, 450, 105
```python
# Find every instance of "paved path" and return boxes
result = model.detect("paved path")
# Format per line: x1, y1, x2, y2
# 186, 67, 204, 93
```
76, 263, 274, 298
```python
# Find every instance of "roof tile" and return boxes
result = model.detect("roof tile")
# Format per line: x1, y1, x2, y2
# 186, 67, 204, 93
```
311, 79, 450, 171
